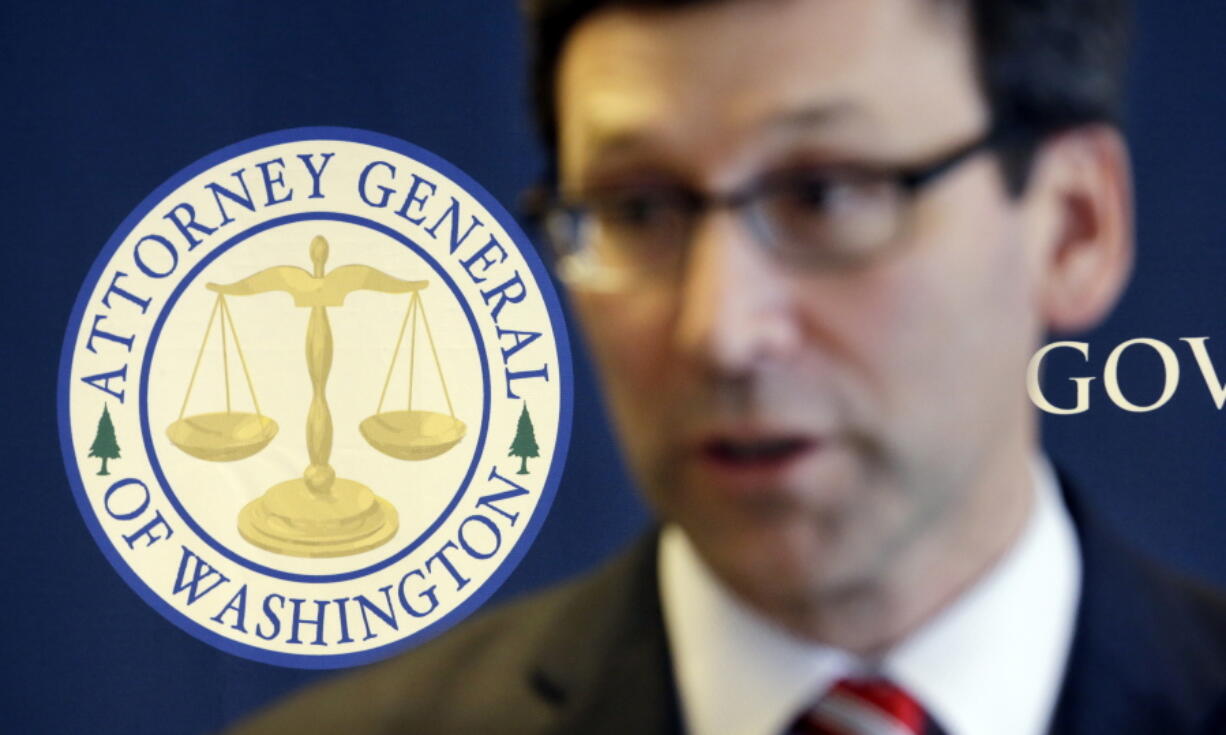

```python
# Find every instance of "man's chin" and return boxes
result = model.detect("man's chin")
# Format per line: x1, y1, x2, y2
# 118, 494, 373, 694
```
678, 508, 864, 613
641, 452, 881, 605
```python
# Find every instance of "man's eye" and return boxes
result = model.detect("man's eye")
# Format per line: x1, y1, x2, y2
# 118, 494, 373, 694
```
778, 177, 838, 211
598, 192, 678, 228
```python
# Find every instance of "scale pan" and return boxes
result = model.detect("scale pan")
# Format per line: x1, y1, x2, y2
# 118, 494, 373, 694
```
360, 410, 466, 461
167, 412, 279, 462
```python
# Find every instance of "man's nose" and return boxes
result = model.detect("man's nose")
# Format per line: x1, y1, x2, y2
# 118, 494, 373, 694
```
674, 210, 801, 374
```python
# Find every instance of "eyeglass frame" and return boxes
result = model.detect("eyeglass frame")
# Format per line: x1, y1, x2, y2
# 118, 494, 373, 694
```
523, 123, 1028, 287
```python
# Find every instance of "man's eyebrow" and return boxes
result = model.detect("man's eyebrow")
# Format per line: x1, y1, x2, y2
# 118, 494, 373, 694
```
583, 130, 658, 159
761, 100, 862, 134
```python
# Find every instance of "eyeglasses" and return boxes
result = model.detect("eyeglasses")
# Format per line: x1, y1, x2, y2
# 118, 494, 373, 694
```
531, 127, 1010, 290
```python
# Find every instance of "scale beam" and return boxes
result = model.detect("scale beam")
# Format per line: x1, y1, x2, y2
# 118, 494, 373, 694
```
208, 264, 427, 307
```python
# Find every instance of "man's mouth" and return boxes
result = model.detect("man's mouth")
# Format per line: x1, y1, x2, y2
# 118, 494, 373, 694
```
699, 435, 818, 470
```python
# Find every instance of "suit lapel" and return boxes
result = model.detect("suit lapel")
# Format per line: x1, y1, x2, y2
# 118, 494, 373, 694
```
529, 532, 682, 735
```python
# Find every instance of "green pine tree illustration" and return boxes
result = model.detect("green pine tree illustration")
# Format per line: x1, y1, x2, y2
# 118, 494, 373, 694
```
508, 402, 540, 475
89, 404, 121, 476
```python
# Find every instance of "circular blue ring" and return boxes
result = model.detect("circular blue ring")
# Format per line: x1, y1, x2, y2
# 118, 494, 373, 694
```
56, 127, 574, 668
138, 212, 492, 583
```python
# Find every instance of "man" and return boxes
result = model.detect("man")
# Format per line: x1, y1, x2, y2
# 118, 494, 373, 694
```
228, 1, 1226, 733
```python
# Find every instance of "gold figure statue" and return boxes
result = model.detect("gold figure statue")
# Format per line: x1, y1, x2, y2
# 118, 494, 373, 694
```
165, 234, 467, 558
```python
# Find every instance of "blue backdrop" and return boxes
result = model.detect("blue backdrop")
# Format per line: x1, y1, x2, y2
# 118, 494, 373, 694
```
3, 2, 1222, 733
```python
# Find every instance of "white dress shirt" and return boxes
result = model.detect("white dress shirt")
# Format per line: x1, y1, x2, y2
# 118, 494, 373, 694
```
658, 457, 1081, 735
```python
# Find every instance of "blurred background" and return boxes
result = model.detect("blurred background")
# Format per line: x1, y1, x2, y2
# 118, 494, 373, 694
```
2, 1, 1223, 732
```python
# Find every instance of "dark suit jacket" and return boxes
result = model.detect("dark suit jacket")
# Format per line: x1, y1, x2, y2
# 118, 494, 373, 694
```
226, 483, 1226, 735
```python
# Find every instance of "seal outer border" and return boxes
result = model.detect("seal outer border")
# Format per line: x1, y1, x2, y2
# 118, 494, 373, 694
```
56, 126, 574, 669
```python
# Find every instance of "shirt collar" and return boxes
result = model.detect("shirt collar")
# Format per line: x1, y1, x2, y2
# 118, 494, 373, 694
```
658, 456, 1081, 735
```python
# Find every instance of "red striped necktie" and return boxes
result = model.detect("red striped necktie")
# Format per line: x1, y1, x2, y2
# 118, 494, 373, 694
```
789, 677, 948, 735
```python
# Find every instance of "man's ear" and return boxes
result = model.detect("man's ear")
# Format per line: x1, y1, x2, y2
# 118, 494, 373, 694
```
1025, 125, 1134, 333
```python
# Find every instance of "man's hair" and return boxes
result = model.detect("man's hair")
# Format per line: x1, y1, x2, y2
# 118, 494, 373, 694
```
523, 0, 1133, 193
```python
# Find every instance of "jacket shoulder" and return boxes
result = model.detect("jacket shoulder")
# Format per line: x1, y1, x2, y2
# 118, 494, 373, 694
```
1053, 509, 1226, 734
1133, 556, 1226, 692
223, 544, 649, 735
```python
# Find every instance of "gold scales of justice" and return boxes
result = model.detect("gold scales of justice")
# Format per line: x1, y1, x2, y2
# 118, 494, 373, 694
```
164, 234, 466, 557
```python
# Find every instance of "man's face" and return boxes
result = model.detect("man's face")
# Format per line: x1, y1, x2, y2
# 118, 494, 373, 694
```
556, 0, 1048, 614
